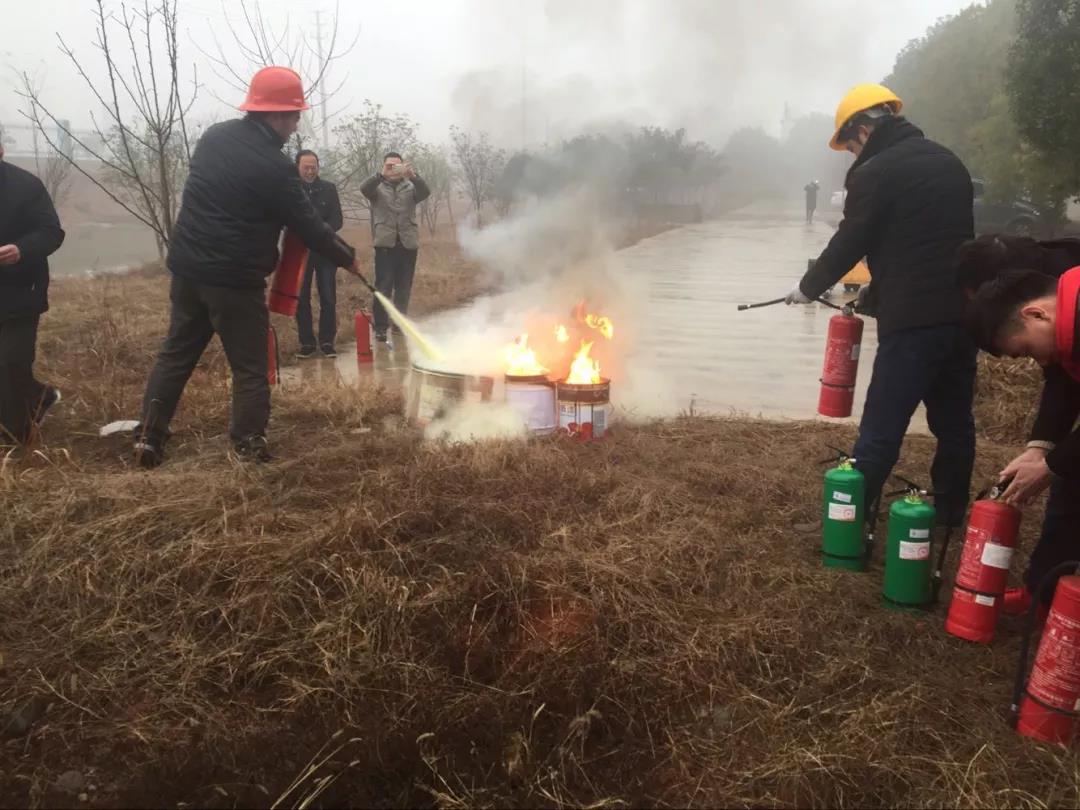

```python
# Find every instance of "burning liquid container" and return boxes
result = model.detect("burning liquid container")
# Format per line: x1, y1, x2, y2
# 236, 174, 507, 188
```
556, 378, 612, 440
407, 362, 494, 427
504, 374, 558, 435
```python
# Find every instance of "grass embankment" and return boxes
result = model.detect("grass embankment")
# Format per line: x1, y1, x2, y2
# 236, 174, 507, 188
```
2, 224, 1074, 808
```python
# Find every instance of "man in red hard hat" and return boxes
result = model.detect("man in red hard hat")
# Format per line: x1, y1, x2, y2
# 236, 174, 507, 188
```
134, 66, 361, 468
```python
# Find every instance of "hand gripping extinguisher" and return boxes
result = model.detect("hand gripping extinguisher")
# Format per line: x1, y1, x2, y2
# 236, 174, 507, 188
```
1012, 562, 1080, 745
820, 448, 867, 572
267, 229, 311, 317
881, 476, 936, 611
944, 481, 1022, 644
818, 302, 864, 418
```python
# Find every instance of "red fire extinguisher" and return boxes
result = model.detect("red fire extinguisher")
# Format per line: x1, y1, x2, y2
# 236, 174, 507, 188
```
818, 302, 863, 418
355, 310, 373, 364
1012, 563, 1080, 745
267, 229, 311, 317
267, 325, 280, 386
945, 484, 1022, 644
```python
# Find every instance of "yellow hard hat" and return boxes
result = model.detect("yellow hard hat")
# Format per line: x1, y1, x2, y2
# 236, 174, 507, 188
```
829, 84, 903, 151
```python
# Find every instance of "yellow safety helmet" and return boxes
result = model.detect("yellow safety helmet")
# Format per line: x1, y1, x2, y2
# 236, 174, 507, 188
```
829, 84, 903, 151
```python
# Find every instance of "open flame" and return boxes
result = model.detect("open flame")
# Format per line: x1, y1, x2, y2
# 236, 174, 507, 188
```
504, 333, 548, 376
555, 324, 570, 343
566, 340, 601, 385
585, 313, 614, 340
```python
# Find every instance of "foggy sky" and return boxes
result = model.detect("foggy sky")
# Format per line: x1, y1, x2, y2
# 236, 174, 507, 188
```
3, 0, 979, 149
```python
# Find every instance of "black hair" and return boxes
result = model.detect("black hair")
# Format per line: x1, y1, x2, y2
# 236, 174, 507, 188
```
965, 269, 1057, 355
954, 234, 1048, 294
383, 151, 403, 162
295, 149, 319, 166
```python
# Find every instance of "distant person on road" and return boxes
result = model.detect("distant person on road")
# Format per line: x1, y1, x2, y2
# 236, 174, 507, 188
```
360, 152, 431, 344
804, 180, 819, 224
0, 129, 66, 446
133, 67, 361, 469
956, 234, 1080, 615
785, 84, 976, 543
294, 149, 344, 360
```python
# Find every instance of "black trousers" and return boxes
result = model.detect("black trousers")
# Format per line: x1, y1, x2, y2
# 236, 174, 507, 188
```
853, 324, 977, 528
372, 245, 418, 334
1026, 476, 1080, 601
295, 256, 338, 349
0, 315, 46, 443
138, 275, 269, 445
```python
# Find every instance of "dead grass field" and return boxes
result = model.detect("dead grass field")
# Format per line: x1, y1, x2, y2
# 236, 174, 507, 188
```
2, 228, 1076, 808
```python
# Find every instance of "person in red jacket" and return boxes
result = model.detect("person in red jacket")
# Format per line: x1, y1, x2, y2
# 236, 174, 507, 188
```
966, 266, 1080, 608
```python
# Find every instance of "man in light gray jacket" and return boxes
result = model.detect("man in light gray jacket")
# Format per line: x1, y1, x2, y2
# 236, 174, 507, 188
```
360, 151, 431, 342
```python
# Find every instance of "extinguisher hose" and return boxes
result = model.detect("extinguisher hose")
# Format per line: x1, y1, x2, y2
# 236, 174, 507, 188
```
931, 526, 953, 603
736, 297, 845, 312
269, 325, 281, 386
1010, 560, 1080, 724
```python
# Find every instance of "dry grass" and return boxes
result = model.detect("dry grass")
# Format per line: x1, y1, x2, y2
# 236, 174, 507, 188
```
2, 231, 1077, 808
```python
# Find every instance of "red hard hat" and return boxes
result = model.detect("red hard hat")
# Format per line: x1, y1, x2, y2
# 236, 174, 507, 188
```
238, 66, 310, 112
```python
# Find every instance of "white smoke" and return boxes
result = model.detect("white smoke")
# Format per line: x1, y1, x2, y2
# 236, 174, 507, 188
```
424, 400, 530, 443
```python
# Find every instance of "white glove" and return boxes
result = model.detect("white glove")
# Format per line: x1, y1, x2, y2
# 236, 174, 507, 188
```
785, 286, 812, 305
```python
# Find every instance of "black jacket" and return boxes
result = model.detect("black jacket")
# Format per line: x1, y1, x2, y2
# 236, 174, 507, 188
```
800, 118, 974, 335
167, 118, 354, 289
0, 161, 65, 320
302, 177, 343, 233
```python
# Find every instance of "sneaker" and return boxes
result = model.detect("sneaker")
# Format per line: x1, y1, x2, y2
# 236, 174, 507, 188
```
235, 434, 274, 464
34, 386, 62, 424
133, 437, 164, 469
320, 344, 338, 359
297, 346, 317, 360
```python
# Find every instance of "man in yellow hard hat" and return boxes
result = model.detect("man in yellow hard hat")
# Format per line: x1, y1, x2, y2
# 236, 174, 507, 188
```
786, 83, 977, 540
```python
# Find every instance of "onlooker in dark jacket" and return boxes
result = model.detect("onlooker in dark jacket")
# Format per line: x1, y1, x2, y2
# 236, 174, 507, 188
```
134, 67, 359, 468
0, 135, 65, 444
293, 149, 344, 359
360, 152, 431, 343
957, 235, 1080, 612
788, 84, 976, 533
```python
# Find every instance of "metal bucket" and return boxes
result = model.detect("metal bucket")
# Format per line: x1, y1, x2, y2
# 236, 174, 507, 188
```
505, 374, 557, 435
407, 363, 494, 427
556, 379, 612, 439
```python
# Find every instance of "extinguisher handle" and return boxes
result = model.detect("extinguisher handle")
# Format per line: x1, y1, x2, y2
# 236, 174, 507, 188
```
1010, 560, 1080, 723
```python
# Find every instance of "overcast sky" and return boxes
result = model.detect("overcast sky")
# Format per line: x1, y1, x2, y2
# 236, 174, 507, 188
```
3, 0, 981, 149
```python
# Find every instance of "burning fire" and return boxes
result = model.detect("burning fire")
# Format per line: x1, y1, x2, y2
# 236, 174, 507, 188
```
566, 340, 601, 385
585, 313, 614, 340
573, 300, 614, 339
555, 324, 569, 343
504, 333, 548, 376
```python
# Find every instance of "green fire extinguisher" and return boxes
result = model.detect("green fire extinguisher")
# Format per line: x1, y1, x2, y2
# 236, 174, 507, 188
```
882, 478, 936, 611
821, 452, 866, 572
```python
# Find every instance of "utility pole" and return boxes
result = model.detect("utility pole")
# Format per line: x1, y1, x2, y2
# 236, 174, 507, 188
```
314, 9, 330, 146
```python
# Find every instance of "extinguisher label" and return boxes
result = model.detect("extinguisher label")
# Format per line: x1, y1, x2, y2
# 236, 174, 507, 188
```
899, 541, 930, 560
975, 594, 996, 607
909, 528, 930, 539
850, 344, 861, 361
828, 503, 857, 522
980, 543, 1014, 570
832, 491, 853, 503
1028, 609, 1080, 711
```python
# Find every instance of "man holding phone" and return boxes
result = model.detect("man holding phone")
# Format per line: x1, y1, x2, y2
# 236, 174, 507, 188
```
360, 152, 430, 343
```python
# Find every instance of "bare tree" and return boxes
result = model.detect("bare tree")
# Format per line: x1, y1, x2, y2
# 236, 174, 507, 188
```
450, 126, 506, 227
412, 142, 454, 237
194, 0, 358, 147
19, 0, 197, 259
14, 74, 75, 208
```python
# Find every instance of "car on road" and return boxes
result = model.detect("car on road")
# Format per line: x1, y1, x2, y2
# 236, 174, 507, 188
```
826, 181, 1043, 237
972, 179, 1043, 237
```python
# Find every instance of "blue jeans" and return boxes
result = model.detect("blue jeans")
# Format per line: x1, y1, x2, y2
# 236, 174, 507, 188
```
295, 257, 338, 349
853, 324, 977, 528
1026, 476, 1080, 601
